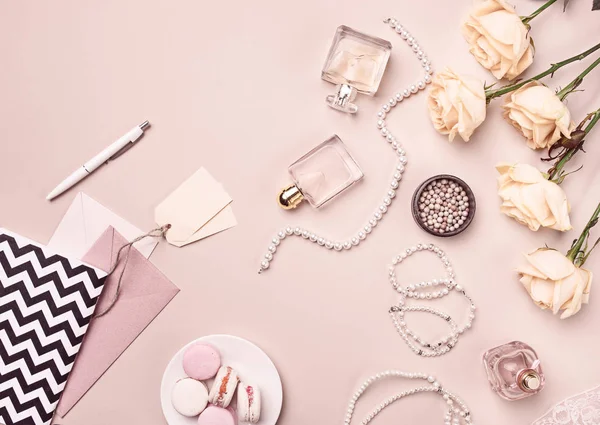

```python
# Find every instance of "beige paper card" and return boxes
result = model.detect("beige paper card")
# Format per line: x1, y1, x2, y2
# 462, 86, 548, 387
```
155, 168, 232, 245
169, 205, 237, 247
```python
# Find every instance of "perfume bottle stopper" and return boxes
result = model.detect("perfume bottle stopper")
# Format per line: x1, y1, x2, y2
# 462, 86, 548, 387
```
328, 84, 358, 113
519, 370, 541, 392
278, 184, 304, 209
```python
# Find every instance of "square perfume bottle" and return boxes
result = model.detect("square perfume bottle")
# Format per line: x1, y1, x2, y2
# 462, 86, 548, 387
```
483, 341, 545, 401
278, 135, 363, 209
322, 25, 392, 113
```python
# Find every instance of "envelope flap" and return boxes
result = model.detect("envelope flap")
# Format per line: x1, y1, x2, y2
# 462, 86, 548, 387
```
48, 192, 158, 260
46, 192, 88, 260
84, 227, 177, 310
82, 193, 158, 259
81, 193, 123, 250
81, 226, 118, 273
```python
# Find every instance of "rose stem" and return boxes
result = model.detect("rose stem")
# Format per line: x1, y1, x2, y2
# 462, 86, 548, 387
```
521, 0, 559, 25
557, 56, 600, 100
485, 41, 600, 103
548, 109, 600, 181
567, 202, 600, 266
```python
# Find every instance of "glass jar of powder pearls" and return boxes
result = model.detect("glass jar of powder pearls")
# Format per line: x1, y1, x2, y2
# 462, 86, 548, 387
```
411, 174, 476, 237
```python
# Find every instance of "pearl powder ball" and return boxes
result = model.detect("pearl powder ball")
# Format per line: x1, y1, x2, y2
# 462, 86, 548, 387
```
417, 178, 471, 235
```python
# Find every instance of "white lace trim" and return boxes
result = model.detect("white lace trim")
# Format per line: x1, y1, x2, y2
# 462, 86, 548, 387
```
533, 386, 600, 425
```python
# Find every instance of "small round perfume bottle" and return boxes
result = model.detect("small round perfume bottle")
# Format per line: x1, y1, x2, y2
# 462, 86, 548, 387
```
483, 341, 545, 401
321, 26, 392, 114
278, 135, 363, 209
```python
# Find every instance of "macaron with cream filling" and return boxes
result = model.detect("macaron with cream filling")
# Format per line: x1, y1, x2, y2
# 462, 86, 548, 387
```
237, 383, 261, 423
208, 366, 239, 408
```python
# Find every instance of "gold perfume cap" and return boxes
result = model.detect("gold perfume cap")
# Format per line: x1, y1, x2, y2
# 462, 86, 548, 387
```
518, 370, 541, 392
278, 184, 304, 209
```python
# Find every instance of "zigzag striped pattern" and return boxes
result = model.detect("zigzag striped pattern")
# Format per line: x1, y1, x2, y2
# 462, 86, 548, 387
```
0, 230, 105, 425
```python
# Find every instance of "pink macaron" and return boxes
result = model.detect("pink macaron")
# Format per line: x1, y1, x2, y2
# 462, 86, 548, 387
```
197, 405, 236, 425
183, 343, 221, 380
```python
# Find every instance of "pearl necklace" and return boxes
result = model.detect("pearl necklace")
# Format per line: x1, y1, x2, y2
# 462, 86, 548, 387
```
258, 17, 433, 273
344, 370, 473, 425
388, 243, 476, 357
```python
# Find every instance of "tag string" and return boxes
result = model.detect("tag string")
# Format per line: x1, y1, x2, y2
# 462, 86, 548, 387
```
93, 224, 171, 318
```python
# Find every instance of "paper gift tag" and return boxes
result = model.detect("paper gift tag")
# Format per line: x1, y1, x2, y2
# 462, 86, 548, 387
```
155, 168, 232, 244
170, 204, 237, 247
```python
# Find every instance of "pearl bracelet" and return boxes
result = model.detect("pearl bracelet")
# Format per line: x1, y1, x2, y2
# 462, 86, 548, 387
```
344, 370, 473, 425
388, 243, 476, 357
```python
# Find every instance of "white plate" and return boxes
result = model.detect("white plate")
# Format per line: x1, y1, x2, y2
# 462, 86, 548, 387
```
161, 335, 283, 425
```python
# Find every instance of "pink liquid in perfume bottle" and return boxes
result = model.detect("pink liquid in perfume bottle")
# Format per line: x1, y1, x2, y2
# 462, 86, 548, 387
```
483, 341, 545, 401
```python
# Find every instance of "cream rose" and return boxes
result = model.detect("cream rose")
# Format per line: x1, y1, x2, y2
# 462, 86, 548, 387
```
427, 68, 486, 142
462, 0, 534, 80
503, 81, 574, 150
496, 163, 571, 231
517, 248, 592, 319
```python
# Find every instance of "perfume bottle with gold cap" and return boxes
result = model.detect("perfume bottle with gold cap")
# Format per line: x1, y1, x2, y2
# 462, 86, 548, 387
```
483, 341, 545, 401
278, 135, 363, 209
322, 25, 392, 113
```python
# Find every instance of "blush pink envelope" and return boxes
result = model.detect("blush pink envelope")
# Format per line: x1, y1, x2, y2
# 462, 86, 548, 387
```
56, 226, 179, 417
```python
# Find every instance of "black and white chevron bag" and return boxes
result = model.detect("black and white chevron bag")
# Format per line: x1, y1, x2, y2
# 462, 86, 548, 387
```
0, 229, 106, 425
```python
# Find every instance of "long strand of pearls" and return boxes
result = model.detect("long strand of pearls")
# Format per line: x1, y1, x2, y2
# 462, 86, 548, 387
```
388, 243, 476, 357
344, 370, 473, 425
258, 17, 433, 273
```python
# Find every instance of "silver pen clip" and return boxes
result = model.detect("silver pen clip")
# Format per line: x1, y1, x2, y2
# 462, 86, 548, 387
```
106, 121, 149, 163
107, 142, 135, 163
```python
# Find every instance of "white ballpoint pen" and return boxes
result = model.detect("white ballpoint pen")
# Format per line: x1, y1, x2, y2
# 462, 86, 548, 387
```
46, 121, 150, 200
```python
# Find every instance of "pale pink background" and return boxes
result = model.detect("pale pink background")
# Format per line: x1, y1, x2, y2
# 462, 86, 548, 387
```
1, 1, 600, 424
